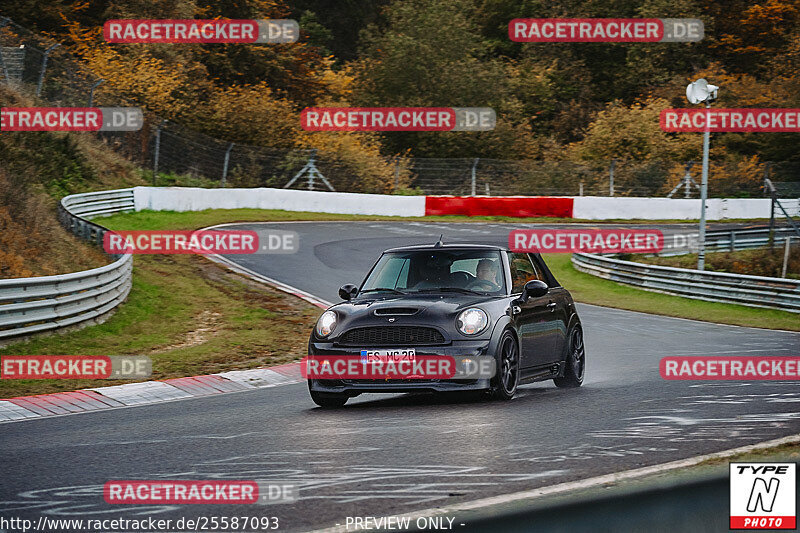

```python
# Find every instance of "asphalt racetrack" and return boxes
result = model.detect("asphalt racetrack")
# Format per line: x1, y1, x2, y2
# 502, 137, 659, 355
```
1, 222, 798, 532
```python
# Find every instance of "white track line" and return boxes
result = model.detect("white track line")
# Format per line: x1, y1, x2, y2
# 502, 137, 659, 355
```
307, 433, 800, 533
204, 253, 331, 309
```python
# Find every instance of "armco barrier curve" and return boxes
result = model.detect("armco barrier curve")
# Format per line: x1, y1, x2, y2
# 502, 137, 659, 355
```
572, 249, 800, 312
0, 189, 136, 344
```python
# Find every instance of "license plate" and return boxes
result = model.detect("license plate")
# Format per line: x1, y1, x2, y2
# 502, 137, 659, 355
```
360, 349, 416, 363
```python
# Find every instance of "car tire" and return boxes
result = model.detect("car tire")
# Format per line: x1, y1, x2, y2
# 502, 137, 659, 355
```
554, 323, 585, 388
308, 381, 348, 408
490, 330, 520, 401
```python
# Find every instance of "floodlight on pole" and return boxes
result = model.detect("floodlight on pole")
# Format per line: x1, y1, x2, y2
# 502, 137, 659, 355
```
685, 78, 719, 271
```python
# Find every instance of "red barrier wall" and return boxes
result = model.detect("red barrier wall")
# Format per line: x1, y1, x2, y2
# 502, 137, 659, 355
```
425, 196, 574, 218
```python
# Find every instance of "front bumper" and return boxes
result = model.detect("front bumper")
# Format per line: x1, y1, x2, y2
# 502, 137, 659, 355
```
307, 340, 494, 395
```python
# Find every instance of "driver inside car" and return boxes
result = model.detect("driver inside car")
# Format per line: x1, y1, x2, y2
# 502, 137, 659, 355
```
472, 258, 500, 291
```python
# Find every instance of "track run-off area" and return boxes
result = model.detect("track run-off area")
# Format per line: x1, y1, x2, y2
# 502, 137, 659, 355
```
1, 221, 798, 532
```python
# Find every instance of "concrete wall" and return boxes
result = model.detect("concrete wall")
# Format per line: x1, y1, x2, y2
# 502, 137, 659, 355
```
133, 187, 427, 217
572, 196, 770, 220
133, 187, 771, 220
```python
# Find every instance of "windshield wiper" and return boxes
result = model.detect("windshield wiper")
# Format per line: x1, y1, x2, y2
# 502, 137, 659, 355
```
410, 287, 485, 295
360, 288, 407, 295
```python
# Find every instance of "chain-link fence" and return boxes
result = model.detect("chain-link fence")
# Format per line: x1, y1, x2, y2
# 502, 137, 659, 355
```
1, 16, 799, 198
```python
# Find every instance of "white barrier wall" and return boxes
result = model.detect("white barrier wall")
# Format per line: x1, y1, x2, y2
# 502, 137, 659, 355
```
572, 197, 771, 220
133, 187, 772, 220
133, 187, 427, 217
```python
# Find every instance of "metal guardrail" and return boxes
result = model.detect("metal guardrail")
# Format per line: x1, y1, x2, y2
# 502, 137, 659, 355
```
658, 227, 797, 257
0, 189, 136, 343
572, 250, 800, 312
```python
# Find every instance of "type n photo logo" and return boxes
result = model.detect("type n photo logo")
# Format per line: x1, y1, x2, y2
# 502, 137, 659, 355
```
730, 463, 796, 529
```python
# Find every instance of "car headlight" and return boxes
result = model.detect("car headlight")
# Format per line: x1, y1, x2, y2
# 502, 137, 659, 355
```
457, 308, 488, 335
316, 310, 337, 337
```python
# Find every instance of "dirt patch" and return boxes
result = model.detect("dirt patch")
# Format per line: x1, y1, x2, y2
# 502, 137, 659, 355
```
149, 309, 223, 354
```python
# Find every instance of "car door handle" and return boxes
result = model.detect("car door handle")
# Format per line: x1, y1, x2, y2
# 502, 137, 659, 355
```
546, 302, 557, 312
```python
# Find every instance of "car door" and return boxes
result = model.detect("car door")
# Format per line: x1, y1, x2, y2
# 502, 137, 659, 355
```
508, 252, 557, 369
528, 253, 568, 362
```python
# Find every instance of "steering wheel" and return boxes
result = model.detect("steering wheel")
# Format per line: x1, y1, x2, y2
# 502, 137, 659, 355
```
470, 279, 498, 291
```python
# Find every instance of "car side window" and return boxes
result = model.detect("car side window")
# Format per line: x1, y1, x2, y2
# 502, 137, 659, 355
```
508, 252, 541, 293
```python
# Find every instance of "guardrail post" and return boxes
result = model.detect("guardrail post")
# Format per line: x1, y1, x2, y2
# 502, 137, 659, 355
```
221, 142, 234, 187
36, 43, 59, 98
730, 230, 735, 252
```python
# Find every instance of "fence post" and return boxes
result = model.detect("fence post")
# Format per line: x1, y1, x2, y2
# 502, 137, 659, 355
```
485, 182, 490, 196
394, 158, 400, 191
471, 158, 479, 196
221, 142, 234, 187
36, 43, 59, 98
768, 189, 776, 250
152, 120, 167, 185
684, 161, 693, 198
88, 79, 103, 107
579, 181, 584, 196
781, 237, 792, 278
0, 18, 10, 83
609, 159, 615, 197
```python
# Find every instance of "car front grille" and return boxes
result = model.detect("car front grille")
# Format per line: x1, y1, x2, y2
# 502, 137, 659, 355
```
337, 326, 446, 346
343, 379, 440, 384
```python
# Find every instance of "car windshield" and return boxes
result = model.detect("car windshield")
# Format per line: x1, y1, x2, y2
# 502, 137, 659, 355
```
360, 249, 506, 295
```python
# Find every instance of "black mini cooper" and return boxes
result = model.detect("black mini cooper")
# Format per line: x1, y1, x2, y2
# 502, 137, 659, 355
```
307, 243, 585, 407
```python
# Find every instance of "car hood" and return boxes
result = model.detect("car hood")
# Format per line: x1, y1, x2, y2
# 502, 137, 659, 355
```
325, 293, 501, 338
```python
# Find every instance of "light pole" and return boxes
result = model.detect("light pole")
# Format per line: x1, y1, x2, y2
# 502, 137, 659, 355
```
686, 79, 719, 271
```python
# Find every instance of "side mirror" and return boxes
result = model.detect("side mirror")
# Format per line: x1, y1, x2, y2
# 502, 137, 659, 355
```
339, 284, 359, 301
519, 279, 548, 303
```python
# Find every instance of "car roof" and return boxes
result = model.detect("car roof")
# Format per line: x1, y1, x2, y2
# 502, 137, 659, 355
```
383, 243, 508, 253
